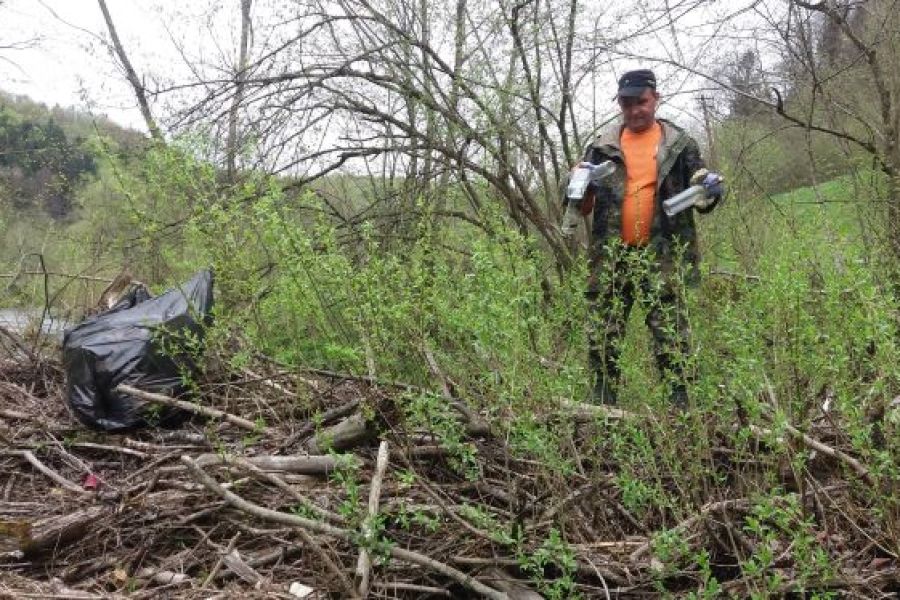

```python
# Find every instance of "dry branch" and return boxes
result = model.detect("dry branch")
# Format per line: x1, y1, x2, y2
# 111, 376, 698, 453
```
451, 555, 625, 586
70, 442, 148, 459
296, 527, 357, 598
630, 498, 751, 563
135, 567, 191, 586
180, 455, 509, 600
484, 568, 544, 600
21, 506, 108, 555
422, 342, 491, 436
306, 412, 374, 453
356, 440, 389, 597
373, 582, 452, 596
222, 548, 263, 585
750, 424, 874, 485
242, 367, 319, 396
558, 399, 632, 421
201, 532, 240, 588
116, 384, 263, 433
193, 452, 348, 475
0, 326, 37, 363
7, 451, 90, 496
97, 0, 164, 142
199, 453, 346, 523
281, 398, 359, 449
0, 270, 113, 283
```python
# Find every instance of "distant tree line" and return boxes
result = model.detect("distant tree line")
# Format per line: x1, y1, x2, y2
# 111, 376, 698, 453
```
0, 102, 98, 219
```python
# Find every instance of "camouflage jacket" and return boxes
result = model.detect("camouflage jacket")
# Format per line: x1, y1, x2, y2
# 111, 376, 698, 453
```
583, 118, 716, 287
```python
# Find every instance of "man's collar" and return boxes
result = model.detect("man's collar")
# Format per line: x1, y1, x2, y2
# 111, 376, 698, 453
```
594, 118, 683, 150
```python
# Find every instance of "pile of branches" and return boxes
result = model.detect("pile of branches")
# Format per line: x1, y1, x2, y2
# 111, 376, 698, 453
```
0, 329, 897, 599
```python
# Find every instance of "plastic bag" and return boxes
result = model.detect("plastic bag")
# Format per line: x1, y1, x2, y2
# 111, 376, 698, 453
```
62, 269, 214, 431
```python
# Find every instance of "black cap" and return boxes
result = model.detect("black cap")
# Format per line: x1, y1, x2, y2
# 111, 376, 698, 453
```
617, 69, 657, 97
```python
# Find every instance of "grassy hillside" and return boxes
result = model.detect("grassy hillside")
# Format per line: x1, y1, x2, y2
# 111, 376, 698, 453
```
0, 91, 154, 312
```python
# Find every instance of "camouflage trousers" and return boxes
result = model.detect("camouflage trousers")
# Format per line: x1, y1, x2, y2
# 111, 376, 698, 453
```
587, 246, 692, 405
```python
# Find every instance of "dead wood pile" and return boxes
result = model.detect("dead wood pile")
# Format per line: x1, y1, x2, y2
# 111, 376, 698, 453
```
0, 330, 896, 599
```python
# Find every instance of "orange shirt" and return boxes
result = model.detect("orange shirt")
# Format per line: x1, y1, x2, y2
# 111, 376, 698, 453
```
620, 122, 662, 246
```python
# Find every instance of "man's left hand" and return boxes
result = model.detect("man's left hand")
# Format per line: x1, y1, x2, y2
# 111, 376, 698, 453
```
690, 169, 724, 208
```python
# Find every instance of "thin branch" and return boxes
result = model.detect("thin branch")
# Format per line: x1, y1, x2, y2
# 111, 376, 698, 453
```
115, 384, 263, 433
180, 455, 510, 600
355, 440, 389, 597
96, 0, 164, 142
7, 451, 91, 496
297, 527, 358, 598
750, 424, 874, 485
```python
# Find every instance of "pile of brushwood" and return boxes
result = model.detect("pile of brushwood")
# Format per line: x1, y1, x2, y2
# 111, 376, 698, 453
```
0, 326, 897, 599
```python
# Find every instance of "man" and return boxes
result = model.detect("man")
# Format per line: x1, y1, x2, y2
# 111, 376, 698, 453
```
573, 69, 723, 407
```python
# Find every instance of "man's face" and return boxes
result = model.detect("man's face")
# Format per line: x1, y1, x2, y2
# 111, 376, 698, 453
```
618, 88, 660, 133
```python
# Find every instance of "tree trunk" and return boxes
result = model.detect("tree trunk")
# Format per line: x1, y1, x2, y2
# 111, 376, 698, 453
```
97, 0, 163, 143
226, 0, 253, 183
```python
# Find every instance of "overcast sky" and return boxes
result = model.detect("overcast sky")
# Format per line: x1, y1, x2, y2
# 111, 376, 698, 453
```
2, 0, 157, 128
1, 0, 249, 131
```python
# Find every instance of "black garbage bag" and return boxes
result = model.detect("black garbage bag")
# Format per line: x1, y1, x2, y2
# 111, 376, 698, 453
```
63, 269, 214, 431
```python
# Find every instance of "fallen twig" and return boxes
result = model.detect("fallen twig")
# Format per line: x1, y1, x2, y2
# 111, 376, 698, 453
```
0, 382, 45, 407
373, 581, 452, 597
201, 532, 240, 588
296, 525, 357, 598
242, 366, 319, 395
356, 440, 389, 597
422, 342, 491, 436
193, 452, 350, 476
180, 455, 509, 600
559, 399, 632, 421
70, 442, 148, 459
206, 453, 346, 523
484, 568, 544, 599
7, 451, 90, 496
451, 555, 625, 585
750, 424, 874, 485
0, 327, 37, 363
135, 567, 191, 586
116, 384, 264, 433
306, 412, 374, 453
280, 398, 360, 449
403, 460, 495, 542
212, 544, 305, 584
22, 506, 108, 555
630, 498, 751, 563
0, 270, 113, 283
222, 548, 263, 585
707, 268, 762, 282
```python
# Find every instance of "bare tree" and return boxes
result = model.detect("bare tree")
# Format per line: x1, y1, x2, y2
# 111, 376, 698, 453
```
0, 1, 42, 72
130, 1, 645, 264
735, 0, 900, 274
97, 0, 164, 143
790, 0, 900, 263
226, 0, 253, 182
106, 1, 744, 273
